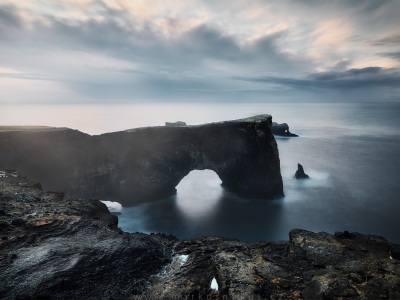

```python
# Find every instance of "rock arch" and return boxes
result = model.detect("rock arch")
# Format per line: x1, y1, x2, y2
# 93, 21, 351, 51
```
0, 115, 284, 205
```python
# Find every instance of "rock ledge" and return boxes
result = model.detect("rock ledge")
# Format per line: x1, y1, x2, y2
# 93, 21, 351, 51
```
1, 171, 399, 299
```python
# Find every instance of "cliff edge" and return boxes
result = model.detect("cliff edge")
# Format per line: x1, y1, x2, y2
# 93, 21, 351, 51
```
0, 115, 283, 205
1, 171, 399, 299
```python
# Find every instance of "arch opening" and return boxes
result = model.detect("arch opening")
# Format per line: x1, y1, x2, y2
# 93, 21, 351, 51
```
175, 169, 223, 220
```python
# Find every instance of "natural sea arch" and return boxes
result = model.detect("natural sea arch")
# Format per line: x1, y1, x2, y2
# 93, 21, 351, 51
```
175, 169, 223, 219
0, 115, 284, 206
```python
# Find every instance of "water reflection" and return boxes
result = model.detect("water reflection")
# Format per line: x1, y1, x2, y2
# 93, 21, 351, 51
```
117, 170, 285, 242
175, 170, 223, 221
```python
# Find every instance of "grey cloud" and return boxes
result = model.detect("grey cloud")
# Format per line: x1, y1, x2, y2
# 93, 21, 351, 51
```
372, 33, 400, 46
48, 16, 294, 72
0, 5, 21, 28
332, 59, 352, 71
290, 0, 394, 14
379, 52, 400, 61
0, 3, 304, 97
235, 67, 400, 91
310, 67, 382, 81
1, 1, 399, 103
351, 0, 391, 13
179, 25, 241, 61
245, 31, 295, 69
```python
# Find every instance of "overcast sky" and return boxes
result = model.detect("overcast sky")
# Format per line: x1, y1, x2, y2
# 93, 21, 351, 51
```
0, 0, 399, 103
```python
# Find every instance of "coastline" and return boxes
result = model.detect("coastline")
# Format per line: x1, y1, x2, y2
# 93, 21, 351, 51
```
1, 170, 399, 299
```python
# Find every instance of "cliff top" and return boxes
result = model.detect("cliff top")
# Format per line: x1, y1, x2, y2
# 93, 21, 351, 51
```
0, 126, 68, 132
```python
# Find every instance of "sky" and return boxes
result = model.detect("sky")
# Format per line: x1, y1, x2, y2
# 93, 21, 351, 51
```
0, 0, 400, 103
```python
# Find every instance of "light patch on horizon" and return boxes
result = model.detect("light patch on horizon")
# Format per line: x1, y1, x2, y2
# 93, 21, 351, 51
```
350, 58, 398, 69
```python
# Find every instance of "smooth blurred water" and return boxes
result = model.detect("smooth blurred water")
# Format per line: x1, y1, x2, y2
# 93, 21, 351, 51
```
2, 102, 400, 242
117, 102, 400, 243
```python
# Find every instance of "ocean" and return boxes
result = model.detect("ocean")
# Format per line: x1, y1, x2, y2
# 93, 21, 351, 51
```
1, 102, 400, 242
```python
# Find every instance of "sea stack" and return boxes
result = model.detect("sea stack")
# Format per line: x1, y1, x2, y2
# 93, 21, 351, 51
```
295, 163, 309, 179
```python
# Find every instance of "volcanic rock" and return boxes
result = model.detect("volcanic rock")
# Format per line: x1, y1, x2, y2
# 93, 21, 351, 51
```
295, 163, 309, 179
0, 115, 283, 205
271, 122, 298, 137
0, 171, 399, 299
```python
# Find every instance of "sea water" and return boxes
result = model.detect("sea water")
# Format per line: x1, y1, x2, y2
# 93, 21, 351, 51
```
1, 102, 400, 242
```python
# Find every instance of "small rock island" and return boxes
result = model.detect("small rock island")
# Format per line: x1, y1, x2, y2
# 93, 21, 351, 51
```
271, 122, 298, 137
295, 163, 310, 179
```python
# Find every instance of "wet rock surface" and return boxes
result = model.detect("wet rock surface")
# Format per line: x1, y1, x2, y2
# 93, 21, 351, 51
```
0, 171, 176, 299
1, 171, 400, 299
0, 115, 283, 206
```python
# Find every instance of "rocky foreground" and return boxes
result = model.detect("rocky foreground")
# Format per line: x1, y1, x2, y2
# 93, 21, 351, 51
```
1, 171, 400, 300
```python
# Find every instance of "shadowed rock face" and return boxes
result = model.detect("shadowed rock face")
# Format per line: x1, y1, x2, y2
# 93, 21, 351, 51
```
1, 172, 400, 299
0, 115, 283, 205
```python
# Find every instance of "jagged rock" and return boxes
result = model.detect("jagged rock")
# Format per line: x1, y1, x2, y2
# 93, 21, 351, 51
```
0, 171, 176, 299
271, 122, 298, 137
165, 121, 186, 127
295, 163, 309, 179
0, 115, 283, 205
0, 172, 400, 299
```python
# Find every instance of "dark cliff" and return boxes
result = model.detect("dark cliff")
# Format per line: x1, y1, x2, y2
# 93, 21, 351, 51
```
0, 115, 283, 205
1, 172, 399, 299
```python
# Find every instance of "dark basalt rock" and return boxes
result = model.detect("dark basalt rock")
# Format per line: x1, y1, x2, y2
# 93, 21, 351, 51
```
295, 163, 309, 179
271, 122, 298, 137
1, 172, 400, 300
0, 172, 176, 299
0, 115, 283, 205
11, 218, 26, 227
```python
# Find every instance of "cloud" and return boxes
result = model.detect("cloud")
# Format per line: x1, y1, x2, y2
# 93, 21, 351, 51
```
0, 1, 399, 102
372, 34, 400, 46
379, 52, 400, 61
0, 72, 57, 81
0, 5, 21, 28
0, 3, 304, 99
235, 67, 400, 91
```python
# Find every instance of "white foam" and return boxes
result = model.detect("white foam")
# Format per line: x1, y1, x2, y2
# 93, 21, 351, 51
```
211, 277, 218, 291
177, 254, 189, 265
100, 200, 122, 213
157, 254, 190, 277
